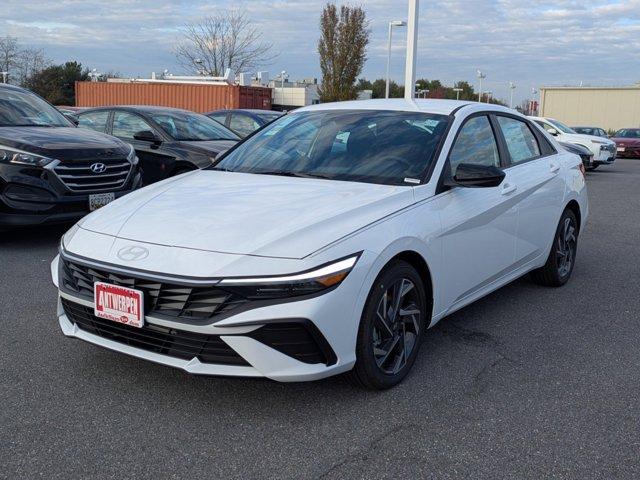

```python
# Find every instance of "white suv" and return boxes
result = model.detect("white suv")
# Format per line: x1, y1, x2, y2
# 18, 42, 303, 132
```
53, 100, 588, 389
529, 116, 616, 169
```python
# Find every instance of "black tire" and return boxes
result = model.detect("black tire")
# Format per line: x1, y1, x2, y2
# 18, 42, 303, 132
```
587, 164, 599, 171
349, 260, 428, 390
530, 209, 579, 287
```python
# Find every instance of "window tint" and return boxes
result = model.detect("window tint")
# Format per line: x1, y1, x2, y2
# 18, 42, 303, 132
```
497, 116, 541, 165
449, 116, 499, 174
112, 111, 154, 139
78, 110, 110, 133
230, 113, 260, 137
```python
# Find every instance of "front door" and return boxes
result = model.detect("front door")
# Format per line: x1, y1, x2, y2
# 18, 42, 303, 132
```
437, 115, 518, 311
110, 111, 174, 185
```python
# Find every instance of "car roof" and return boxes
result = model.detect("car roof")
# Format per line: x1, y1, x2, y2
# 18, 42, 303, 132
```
296, 98, 516, 116
207, 109, 281, 115
80, 105, 193, 114
0, 83, 27, 92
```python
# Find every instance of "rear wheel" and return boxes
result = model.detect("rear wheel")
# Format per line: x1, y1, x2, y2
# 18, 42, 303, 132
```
349, 260, 428, 390
530, 209, 579, 287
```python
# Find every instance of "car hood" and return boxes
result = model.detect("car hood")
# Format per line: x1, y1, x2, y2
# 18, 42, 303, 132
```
79, 170, 414, 259
0, 126, 129, 160
180, 139, 237, 155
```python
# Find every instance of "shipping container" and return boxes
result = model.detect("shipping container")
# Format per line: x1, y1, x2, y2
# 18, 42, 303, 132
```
75, 81, 272, 112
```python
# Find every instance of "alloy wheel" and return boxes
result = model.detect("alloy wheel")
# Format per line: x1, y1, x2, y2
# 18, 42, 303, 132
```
372, 278, 422, 375
556, 217, 576, 277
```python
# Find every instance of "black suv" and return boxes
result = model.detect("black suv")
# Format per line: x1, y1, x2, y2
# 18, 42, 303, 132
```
0, 84, 143, 227
77, 106, 240, 185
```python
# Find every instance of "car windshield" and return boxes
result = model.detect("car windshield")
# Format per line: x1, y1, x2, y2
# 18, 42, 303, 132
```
148, 111, 240, 141
212, 109, 451, 186
614, 129, 640, 138
0, 88, 71, 127
574, 127, 594, 135
548, 119, 576, 134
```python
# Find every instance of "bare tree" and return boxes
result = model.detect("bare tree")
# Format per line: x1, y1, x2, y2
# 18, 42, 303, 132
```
174, 9, 275, 76
0, 36, 20, 83
318, 3, 370, 102
16, 47, 50, 86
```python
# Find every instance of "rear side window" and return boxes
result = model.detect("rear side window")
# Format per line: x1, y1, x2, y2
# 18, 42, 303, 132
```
496, 116, 541, 165
78, 110, 110, 133
449, 116, 500, 174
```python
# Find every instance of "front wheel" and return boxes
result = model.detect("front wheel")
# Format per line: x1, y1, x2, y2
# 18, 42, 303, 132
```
349, 260, 428, 390
530, 209, 579, 287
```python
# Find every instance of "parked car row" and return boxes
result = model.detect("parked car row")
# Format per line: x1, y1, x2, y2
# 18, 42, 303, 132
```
1, 84, 286, 228
529, 116, 617, 170
568, 124, 640, 160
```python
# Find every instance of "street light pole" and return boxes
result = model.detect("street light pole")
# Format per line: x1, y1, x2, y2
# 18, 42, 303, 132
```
509, 82, 516, 109
385, 20, 406, 99
477, 70, 486, 102
404, 0, 419, 100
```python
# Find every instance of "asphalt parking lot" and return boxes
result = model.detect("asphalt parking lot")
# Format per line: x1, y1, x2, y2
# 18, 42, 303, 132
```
2, 159, 639, 480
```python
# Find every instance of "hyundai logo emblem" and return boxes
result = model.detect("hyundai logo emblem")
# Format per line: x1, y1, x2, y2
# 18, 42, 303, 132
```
117, 245, 149, 261
90, 162, 107, 174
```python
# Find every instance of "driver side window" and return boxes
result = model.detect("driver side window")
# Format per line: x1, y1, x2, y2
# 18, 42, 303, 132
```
112, 111, 154, 139
449, 116, 500, 175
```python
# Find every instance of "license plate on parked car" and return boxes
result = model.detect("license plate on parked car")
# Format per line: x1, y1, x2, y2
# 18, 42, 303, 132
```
94, 282, 144, 328
89, 192, 115, 211
617, 147, 625, 152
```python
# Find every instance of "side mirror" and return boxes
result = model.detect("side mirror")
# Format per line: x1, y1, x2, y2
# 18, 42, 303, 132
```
547, 128, 559, 136
445, 163, 506, 188
133, 130, 161, 144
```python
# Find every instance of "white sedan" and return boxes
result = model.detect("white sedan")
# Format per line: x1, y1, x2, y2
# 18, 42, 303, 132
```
52, 99, 588, 389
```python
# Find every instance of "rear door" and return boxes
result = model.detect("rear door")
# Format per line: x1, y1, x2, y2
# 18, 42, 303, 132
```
110, 111, 175, 185
494, 114, 565, 264
437, 114, 518, 311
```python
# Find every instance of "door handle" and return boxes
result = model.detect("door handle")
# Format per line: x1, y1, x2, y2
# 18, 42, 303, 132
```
501, 183, 517, 195
550, 163, 561, 174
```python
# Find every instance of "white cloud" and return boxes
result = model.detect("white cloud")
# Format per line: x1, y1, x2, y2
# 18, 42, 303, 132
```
1, 0, 639, 103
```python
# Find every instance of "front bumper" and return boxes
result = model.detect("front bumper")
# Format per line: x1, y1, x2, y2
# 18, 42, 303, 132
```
593, 145, 616, 165
52, 250, 367, 382
0, 164, 143, 227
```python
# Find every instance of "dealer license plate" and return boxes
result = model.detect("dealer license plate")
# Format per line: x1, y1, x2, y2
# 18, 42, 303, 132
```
94, 282, 144, 328
89, 192, 115, 211
617, 147, 625, 152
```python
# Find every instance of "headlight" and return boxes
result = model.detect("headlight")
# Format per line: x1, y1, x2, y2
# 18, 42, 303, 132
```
0, 145, 54, 167
126, 144, 139, 165
217, 254, 360, 299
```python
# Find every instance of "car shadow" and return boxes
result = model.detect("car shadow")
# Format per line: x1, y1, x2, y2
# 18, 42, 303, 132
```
0, 223, 70, 249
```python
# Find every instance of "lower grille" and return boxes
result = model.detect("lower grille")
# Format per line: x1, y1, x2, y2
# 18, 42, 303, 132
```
248, 322, 337, 366
61, 298, 249, 366
54, 158, 132, 193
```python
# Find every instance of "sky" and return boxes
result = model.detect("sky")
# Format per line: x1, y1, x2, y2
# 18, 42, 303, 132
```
2, 0, 640, 104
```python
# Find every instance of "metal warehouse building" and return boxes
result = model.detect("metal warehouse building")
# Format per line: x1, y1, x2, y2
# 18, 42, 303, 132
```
540, 86, 640, 131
